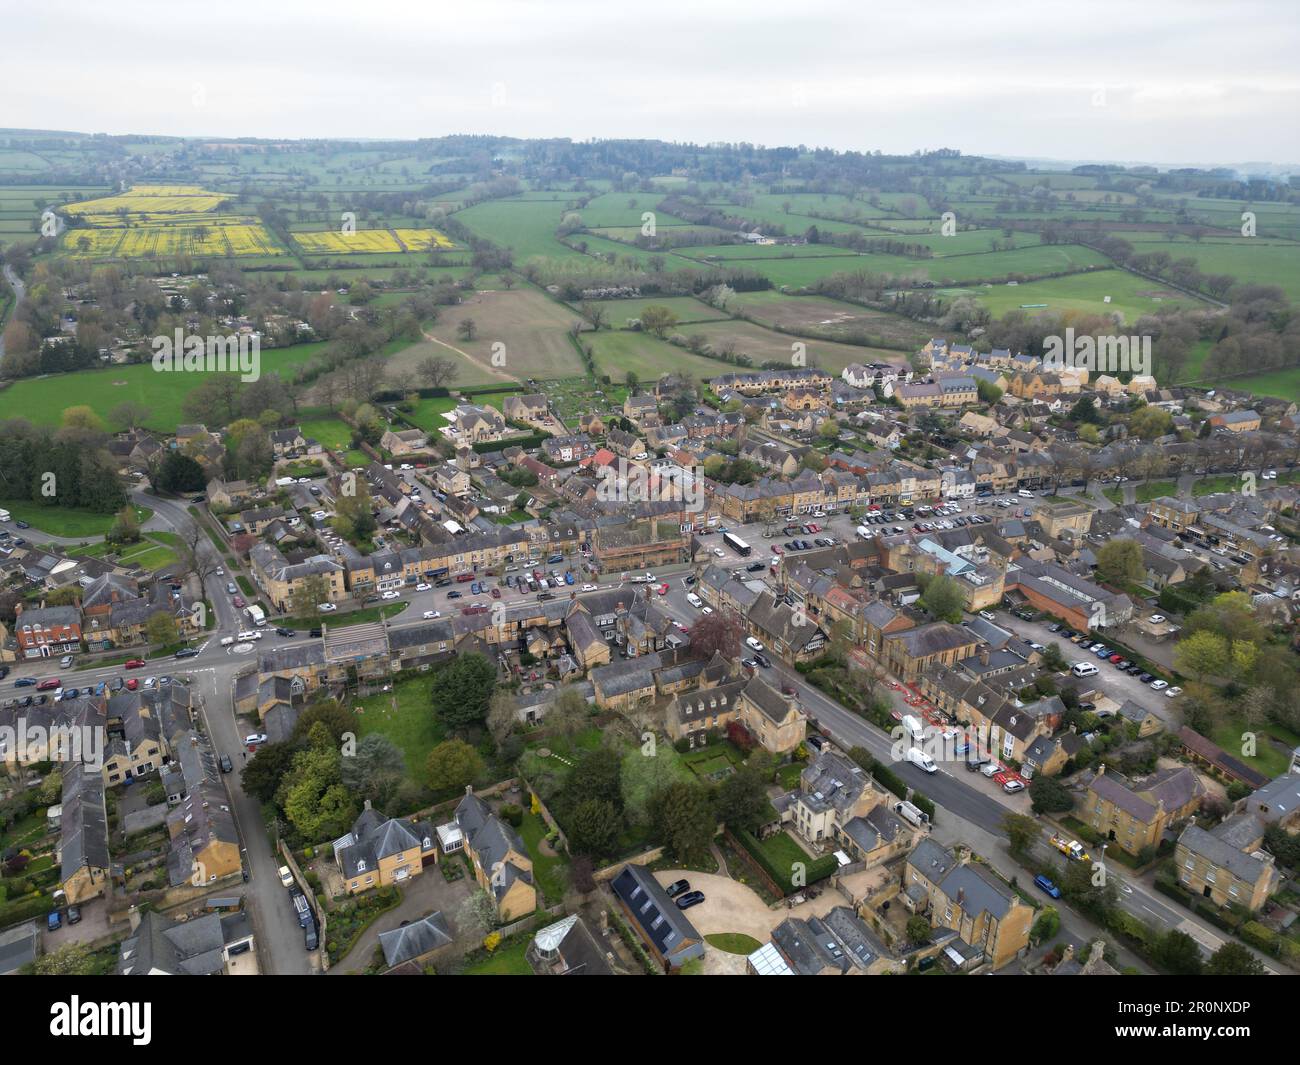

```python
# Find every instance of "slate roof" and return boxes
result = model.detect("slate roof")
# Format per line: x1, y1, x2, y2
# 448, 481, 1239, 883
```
378, 912, 453, 968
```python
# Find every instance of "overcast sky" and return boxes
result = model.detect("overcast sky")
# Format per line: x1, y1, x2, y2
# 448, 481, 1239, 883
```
6, 0, 1297, 168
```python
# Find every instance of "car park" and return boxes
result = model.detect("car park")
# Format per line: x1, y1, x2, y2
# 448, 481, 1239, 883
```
1165, 686, 1183, 698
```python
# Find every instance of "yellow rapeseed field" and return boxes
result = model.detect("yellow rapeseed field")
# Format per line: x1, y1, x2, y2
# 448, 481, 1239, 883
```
61, 184, 227, 217
293, 227, 456, 254
63, 223, 282, 259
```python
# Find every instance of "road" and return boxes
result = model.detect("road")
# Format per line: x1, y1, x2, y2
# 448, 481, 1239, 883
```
0, 262, 25, 362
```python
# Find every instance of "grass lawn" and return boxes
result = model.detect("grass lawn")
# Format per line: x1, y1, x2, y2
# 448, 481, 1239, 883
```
0, 500, 151, 537
705, 932, 763, 955
517, 809, 569, 902
1133, 480, 1177, 504
113, 533, 180, 571
1192, 474, 1243, 497
1210, 719, 1300, 780
353, 674, 444, 784
297, 416, 354, 452
464, 937, 533, 975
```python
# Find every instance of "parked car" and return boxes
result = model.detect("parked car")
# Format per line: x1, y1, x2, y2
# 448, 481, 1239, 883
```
66, 906, 81, 925
415, 583, 431, 591
1002, 779, 1026, 793
906, 747, 937, 773
1033, 874, 1062, 899
59, 654, 74, 669
47, 911, 62, 931
276, 627, 295, 637
1165, 686, 1183, 698
125, 659, 146, 669
219, 754, 233, 773
13, 677, 36, 687
423, 610, 441, 620
1149, 679, 1168, 691
665, 879, 690, 899
245, 732, 268, 746
675, 890, 706, 910
381, 590, 400, 600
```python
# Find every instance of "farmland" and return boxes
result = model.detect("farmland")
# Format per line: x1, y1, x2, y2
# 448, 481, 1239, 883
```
64, 222, 283, 259
60, 184, 228, 217
938, 269, 1192, 323
291, 227, 455, 254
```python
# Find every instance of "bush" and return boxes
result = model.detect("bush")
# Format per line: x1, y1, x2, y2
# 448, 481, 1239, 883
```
498, 803, 523, 827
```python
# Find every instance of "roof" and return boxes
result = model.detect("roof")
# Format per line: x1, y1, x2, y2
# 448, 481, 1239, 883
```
1178, 825, 1274, 885
610, 863, 703, 964
378, 912, 453, 968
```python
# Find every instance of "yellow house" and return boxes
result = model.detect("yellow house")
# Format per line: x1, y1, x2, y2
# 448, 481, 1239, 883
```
1084, 764, 1205, 856
456, 790, 537, 921
903, 840, 1033, 970
334, 803, 438, 894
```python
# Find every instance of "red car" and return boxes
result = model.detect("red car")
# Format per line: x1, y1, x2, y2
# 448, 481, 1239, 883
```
36, 678, 61, 691
233, 595, 245, 608
455, 573, 475, 583
657, 583, 669, 596
490, 587, 501, 599
771, 545, 784, 555
807, 523, 821, 533
125, 659, 146, 669
126, 677, 139, 691
1107, 653, 1123, 664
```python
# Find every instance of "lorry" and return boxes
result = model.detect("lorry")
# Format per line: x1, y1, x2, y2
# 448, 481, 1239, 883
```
1049, 833, 1091, 863
246, 604, 266, 627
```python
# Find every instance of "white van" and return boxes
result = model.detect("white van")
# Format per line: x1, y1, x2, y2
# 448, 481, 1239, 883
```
686, 592, 703, 609
1018, 489, 1034, 498
1071, 661, 1099, 677
906, 747, 937, 773
856, 525, 872, 540
894, 800, 930, 827
902, 714, 924, 742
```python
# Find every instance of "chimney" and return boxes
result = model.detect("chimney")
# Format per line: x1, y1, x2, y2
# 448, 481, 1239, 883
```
128, 905, 142, 932
955, 845, 971, 866
980, 649, 990, 666
363, 798, 372, 811
1095, 763, 1106, 777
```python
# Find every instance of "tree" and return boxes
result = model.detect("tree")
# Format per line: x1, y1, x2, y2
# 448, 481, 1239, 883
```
638, 305, 678, 338
716, 764, 773, 834
1154, 928, 1204, 976
621, 746, 689, 827
457, 888, 498, 936
1002, 812, 1041, 858
145, 610, 178, 648
289, 574, 330, 619
566, 797, 621, 857
1174, 630, 1229, 683
107, 505, 140, 545
1095, 540, 1144, 586
291, 698, 358, 744
1205, 941, 1265, 976
34, 942, 97, 975
242, 741, 299, 803
60, 405, 105, 433
156, 450, 206, 494
1041, 643, 1068, 672
1030, 907, 1061, 944
905, 916, 932, 944
429, 653, 497, 730
457, 318, 477, 341
486, 687, 518, 746
425, 738, 485, 792
920, 574, 964, 623
417, 355, 458, 389
340, 733, 406, 807
686, 607, 745, 660
561, 747, 624, 815
1028, 775, 1075, 815
1129, 405, 1172, 441
543, 684, 591, 738
278, 731, 357, 840
648, 780, 715, 865
108, 401, 152, 432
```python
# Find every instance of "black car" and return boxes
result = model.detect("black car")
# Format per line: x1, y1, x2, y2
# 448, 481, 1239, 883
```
746, 562, 766, 573
0, 666, 8, 679
14, 520, 29, 529
675, 891, 706, 910
807, 733, 826, 752
174, 647, 200, 659
309, 628, 322, 638
665, 879, 690, 899
1126, 663, 1144, 675
435, 578, 452, 588
219, 754, 233, 773
276, 627, 295, 637
753, 652, 771, 669
304, 923, 319, 951
1047, 622, 1062, 633
66, 906, 81, 925
1137, 672, 1154, 683
447, 590, 462, 599
684, 574, 696, 585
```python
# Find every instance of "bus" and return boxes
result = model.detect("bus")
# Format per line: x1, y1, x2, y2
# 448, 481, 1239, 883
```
722, 532, 751, 557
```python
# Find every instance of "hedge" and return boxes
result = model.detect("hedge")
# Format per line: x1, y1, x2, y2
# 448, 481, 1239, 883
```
472, 431, 552, 454
735, 829, 837, 894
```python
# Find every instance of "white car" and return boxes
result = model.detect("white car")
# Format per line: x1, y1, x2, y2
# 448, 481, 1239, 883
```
381, 591, 400, 600
1165, 686, 1183, 698
1149, 679, 1168, 691
422, 610, 441, 620
979, 610, 996, 621
1149, 614, 1166, 624
215, 567, 224, 576
278, 866, 294, 887
582, 583, 598, 592
713, 547, 725, 558
399, 463, 413, 471
318, 603, 338, 612
701, 606, 714, 615
415, 582, 431, 592
745, 637, 765, 652
236, 630, 261, 642
143, 677, 156, 689
686, 592, 703, 609
906, 747, 938, 773
244, 733, 268, 746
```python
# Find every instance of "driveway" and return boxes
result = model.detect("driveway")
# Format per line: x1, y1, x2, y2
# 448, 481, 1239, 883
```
649, 869, 841, 944
328, 863, 474, 974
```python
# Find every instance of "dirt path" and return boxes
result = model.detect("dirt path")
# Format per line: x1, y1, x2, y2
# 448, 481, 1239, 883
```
419, 327, 519, 384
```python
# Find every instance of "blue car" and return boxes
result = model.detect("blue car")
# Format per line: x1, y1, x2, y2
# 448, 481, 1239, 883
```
1034, 874, 1062, 899
95, 682, 106, 697
13, 677, 36, 687
47, 911, 62, 931
564, 572, 574, 585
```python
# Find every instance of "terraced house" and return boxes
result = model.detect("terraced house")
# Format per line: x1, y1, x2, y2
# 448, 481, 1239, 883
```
248, 543, 346, 612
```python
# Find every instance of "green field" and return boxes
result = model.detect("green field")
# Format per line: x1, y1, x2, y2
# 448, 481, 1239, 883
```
456, 198, 590, 263
297, 416, 355, 452
0, 341, 332, 431
0, 499, 152, 537
938, 269, 1195, 323
584, 330, 732, 384
684, 319, 898, 374
578, 296, 731, 325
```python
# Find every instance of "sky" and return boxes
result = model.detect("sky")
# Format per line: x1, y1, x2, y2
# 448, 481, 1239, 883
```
4, 0, 1298, 168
